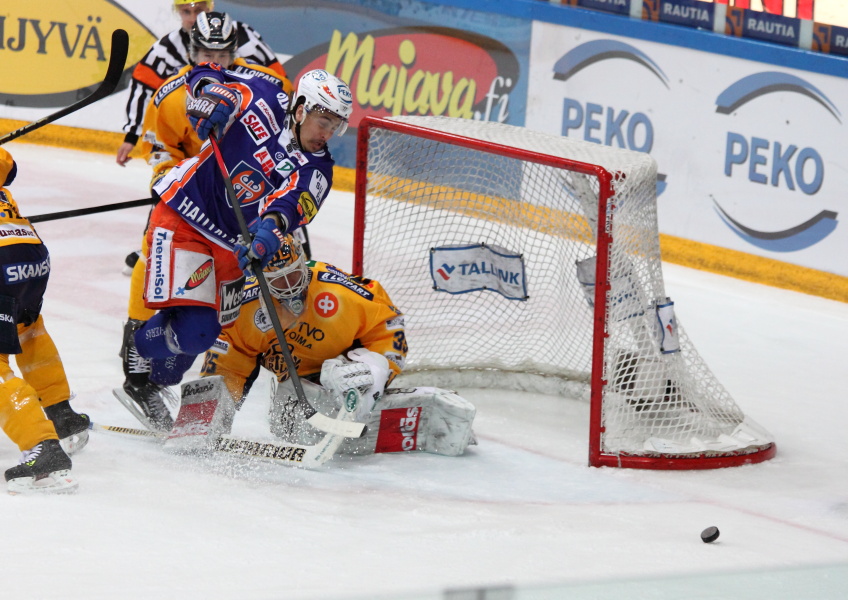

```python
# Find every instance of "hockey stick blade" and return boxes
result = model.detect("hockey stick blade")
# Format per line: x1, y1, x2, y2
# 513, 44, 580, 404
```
90, 422, 341, 468
207, 134, 365, 439
0, 29, 129, 146
91, 422, 165, 439
301, 389, 361, 467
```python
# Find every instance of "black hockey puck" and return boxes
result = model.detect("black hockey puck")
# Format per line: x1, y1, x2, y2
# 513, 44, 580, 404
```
700, 526, 720, 543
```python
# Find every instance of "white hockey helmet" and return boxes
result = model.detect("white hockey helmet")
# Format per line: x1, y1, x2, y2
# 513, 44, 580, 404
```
294, 69, 353, 136
263, 233, 309, 308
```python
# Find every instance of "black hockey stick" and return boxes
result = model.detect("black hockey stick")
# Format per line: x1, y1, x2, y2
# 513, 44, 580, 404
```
207, 134, 365, 438
28, 197, 155, 224
0, 29, 129, 146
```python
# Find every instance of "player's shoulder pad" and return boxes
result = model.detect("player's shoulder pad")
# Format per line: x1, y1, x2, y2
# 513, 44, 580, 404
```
153, 72, 188, 107
223, 67, 282, 98
313, 262, 376, 301
231, 60, 283, 88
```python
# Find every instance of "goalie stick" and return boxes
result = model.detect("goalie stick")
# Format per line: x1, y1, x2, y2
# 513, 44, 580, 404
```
0, 29, 130, 146
89, 422, 347, 468
207, 133, 365, 439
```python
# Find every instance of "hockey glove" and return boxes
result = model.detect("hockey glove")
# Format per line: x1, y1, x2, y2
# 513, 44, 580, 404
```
320, 356, 375, 418
320, 349, 391, 422
321, 357, 374, 396
233, 218, 286, 273
187, 83, 240, 141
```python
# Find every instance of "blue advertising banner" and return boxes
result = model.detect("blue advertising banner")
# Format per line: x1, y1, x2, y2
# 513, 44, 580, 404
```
575, 0, 630, 17
652, 0, 714, 31
739, 9, 802, 47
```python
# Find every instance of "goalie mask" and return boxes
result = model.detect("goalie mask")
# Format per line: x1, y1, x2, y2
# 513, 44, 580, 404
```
292, 69, 352, 137
263, 233, 309, 312
189, 11, 236, 64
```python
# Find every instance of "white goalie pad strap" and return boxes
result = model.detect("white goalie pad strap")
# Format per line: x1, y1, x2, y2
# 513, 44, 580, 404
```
164, 376, 236, 453
341, 387, 477, 457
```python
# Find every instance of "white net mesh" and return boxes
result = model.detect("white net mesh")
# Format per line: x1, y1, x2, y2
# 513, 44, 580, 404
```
357, 115, 774, 467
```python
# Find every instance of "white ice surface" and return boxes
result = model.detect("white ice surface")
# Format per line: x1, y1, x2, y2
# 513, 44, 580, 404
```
0, 142, 846, 599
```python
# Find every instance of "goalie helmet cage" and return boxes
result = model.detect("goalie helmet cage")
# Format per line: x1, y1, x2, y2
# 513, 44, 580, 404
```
353, 115, 776, 470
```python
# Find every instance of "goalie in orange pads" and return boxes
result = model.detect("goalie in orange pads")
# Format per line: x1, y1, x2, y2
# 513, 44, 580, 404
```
0, 148, 89, 494
168, 234, 477, 459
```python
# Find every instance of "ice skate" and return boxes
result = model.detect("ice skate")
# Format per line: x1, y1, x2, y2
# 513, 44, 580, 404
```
116, 318, 176, 431
44, 399, 91, 455
113, 381, 176, 432
5, 439, 78, 495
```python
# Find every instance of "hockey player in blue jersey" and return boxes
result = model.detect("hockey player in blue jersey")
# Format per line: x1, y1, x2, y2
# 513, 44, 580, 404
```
119, 66, 352, 430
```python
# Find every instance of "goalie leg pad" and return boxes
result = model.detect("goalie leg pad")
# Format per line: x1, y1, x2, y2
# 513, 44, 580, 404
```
164, 376, 235, 453
342, 387, 477, 457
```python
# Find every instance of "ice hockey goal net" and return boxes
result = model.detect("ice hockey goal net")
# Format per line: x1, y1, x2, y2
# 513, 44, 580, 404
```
353, 115, 775, 469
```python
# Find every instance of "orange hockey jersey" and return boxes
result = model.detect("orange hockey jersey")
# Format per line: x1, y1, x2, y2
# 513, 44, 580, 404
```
0, 148, 42, 248
201, 261, 407, 402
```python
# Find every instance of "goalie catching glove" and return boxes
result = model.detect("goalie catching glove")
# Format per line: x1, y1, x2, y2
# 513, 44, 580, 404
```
320, 348, 391, 422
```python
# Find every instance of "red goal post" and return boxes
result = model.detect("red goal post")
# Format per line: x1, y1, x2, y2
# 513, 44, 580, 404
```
353, 115, 776, 469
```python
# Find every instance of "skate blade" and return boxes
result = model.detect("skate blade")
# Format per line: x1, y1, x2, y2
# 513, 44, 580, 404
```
60, 429, 90, 456
7, 469, 79, 495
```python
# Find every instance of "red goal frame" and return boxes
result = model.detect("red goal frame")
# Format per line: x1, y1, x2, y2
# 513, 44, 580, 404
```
353, 116, 776, 470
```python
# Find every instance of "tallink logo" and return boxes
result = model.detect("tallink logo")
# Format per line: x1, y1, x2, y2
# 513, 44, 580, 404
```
436, 263, 454, 280
553, 40, 668, 196
716, 72, 839, 252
